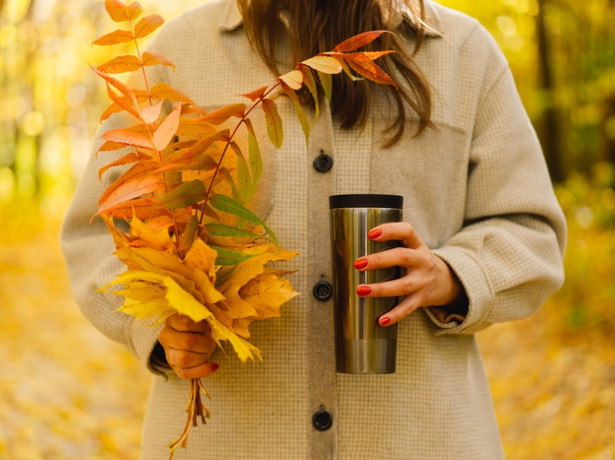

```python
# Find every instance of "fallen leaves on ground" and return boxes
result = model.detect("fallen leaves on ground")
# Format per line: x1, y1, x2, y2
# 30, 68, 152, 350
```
0, 201, 613, 459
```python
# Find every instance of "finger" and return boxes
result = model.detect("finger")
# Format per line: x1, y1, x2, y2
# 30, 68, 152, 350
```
172, 362, 220, 380
368, 222, 423, 250
159, 326, 216, 355
166, 313, 210, 333
356, 273, 419, 299
354, 246, 429, 272
166, 347, 214, 370
378, 295, 421, 327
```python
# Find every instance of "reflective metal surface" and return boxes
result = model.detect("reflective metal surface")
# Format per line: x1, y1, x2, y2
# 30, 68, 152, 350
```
330, 195, 402, 374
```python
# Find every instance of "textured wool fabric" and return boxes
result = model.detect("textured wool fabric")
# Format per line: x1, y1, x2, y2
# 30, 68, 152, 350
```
60, 0, 566, 459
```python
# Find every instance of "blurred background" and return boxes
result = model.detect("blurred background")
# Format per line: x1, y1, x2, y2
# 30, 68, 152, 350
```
0, 0, 613, 458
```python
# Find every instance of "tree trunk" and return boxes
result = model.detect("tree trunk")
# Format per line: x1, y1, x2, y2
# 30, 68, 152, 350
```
536, 0, 565, 182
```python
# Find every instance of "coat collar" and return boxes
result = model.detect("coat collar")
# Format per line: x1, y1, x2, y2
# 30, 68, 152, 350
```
218, 0, 443, 37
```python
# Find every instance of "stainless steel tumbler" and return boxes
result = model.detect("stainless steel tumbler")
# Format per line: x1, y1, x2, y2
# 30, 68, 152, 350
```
329, 194, 403, 374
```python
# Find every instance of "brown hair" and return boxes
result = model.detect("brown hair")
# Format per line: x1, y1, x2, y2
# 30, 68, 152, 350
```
236, 0, 433, 146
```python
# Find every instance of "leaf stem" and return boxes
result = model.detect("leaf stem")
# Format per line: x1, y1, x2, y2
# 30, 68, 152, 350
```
198, 82, 281, 226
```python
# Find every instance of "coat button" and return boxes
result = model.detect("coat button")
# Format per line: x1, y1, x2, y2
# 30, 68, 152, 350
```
313, 151, 333, 173
313, 280, 333, 301
312, 409, 333, 431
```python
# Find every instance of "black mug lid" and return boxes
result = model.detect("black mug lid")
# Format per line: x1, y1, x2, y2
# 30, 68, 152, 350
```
329, 194, 403, 209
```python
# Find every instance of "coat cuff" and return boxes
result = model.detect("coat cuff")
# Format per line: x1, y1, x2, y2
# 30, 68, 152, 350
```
428, 246, 495, 335
128, 319, 168, 376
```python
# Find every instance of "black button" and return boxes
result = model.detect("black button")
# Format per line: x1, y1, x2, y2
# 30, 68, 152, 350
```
312, 410, 333, 431
313, 151, 333, 173
313, 280, 333, 301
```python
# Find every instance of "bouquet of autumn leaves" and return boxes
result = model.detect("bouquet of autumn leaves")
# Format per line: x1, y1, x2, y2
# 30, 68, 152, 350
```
92, 0, 396, 456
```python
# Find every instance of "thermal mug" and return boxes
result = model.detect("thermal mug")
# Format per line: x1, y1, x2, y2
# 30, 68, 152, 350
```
329, 194, 403, 374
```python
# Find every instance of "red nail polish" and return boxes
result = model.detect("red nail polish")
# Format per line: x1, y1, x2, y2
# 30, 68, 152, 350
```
380, 317, 391, 326
368, 228, 382, 239
356, 285, 371, 296
353, 258, 368, 270
211, 363, 220, 371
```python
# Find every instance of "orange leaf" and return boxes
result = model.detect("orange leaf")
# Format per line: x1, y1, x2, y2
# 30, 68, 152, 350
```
97, 140, 126, 153
175, 118, 217, 137
98, 152, 141, 180
95, 197, 162, 220
278, 69, 303, 90
105, 82, 140, 120
301, 55, 342, 75
358, 50, 396, 61
139, 100, 163, 124
150, 83, 194, 105
134, 14, 164, 38
92, 29, 134, 46
241, 85, 269, 102
203, 103, 246, 125
98, 54, 142, 74
152, 103, 182, 151
141, 51, 175, 68
333, 30, 387, 52
342, 53, 397, 87
104, 0, 143, 23
102, 126, 154, 150
97, 175, 164, 215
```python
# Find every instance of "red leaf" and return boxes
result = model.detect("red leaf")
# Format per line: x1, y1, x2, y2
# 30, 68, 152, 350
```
134, 14, 164, 39
342, 53, 397, 87
333, 30, 388, 52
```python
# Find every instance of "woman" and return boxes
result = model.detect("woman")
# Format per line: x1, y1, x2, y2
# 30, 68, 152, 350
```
61, 0, 566, 458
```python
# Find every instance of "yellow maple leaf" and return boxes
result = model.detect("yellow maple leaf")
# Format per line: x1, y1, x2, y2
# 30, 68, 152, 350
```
107, 270, 261, 363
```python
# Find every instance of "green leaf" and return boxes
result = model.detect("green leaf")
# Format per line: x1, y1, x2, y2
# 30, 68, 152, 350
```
230, 141, 255, 203
210, 246, 256, 266
244, 119, 263, 187
178, 215, 199, 256
205, 223, 262, 239
318, 72, 333, 103
283, 85, 311, 146
262, 99, 283, 148
157, 179, 206, 210
300, 66, 320, 121
210, 194, 278, 245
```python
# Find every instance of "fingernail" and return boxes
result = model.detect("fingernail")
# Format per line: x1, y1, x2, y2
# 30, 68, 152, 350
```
380, 317, 391, 326
211, 363, 220, 372
368, 228, 382, 239
356, 285, 371, 296
353, 258, 368, 270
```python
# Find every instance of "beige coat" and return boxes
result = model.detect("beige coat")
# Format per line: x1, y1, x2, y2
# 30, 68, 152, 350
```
61, 0, 566, 458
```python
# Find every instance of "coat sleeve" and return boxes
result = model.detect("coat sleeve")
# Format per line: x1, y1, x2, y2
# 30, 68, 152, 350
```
428, 43, 566, 335
59, 112, 167, 373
